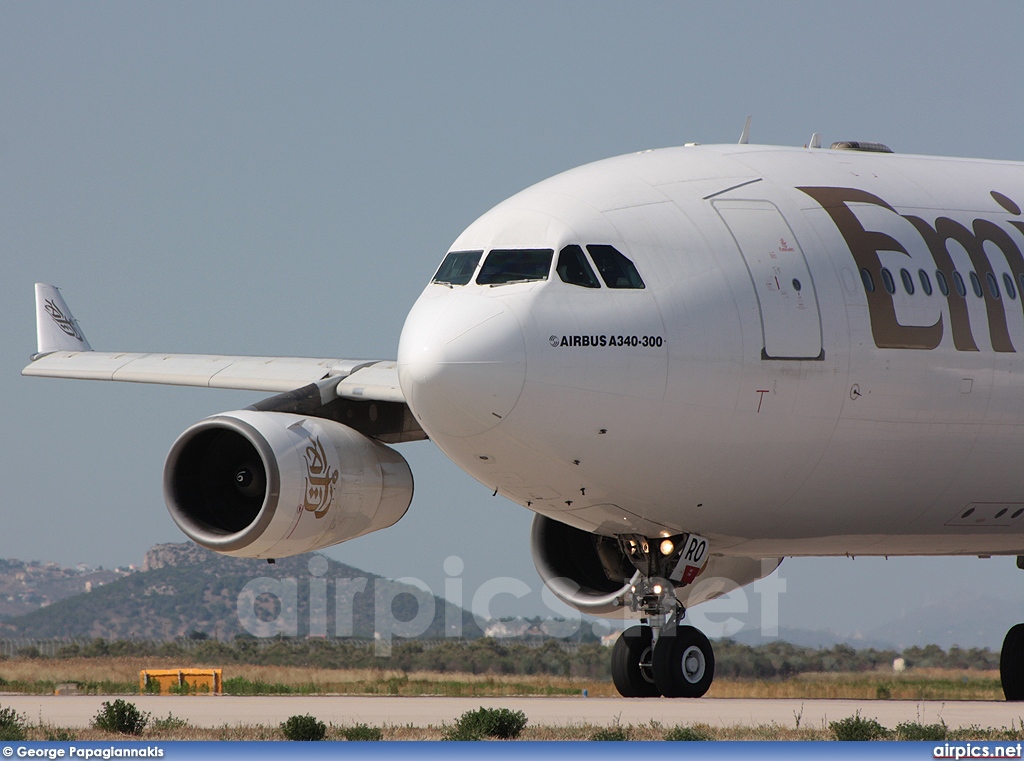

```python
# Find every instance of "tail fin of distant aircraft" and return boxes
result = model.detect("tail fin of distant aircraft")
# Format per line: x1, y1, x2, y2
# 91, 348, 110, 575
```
738, 115, 752, 145
33, 283, 92, 357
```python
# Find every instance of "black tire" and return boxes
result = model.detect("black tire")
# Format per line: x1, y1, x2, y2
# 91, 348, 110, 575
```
611, 625, 661, 697
1001, 623, 1024, 700
652, 624, 715, 698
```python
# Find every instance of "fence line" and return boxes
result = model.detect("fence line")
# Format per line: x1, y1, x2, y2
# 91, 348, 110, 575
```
0, 637, 203, 658
0, 635, 583, 659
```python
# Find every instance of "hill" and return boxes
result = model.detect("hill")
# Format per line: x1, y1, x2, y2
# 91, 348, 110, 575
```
0, 543, 483, 642
0, 558, 130, 618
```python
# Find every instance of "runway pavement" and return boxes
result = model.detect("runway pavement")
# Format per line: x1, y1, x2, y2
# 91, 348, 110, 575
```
0, 695, 1021, 730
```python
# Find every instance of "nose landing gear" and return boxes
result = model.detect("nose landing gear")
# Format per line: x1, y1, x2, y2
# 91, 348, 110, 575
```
609, 534, 716, 698
610, 606, 716, 698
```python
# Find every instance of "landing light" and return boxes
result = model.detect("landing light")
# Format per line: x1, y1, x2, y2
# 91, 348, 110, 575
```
660, 539, 674, 556
652, 584, 663, 595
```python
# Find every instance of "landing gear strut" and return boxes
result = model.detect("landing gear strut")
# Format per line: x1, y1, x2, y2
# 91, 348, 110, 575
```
610, 534, 716, 698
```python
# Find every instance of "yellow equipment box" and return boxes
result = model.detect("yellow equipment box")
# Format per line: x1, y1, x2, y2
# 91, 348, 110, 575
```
139, 668, 222, 695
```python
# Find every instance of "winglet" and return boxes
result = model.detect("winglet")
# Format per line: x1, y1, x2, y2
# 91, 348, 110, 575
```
33, 283, 92, 358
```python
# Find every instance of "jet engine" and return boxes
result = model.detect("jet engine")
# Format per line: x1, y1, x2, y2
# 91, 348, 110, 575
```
164, 410, 413, 559
531, 515, 782, 616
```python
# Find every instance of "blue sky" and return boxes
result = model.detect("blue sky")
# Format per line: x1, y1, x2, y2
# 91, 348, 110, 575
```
3, 1, 1024, 645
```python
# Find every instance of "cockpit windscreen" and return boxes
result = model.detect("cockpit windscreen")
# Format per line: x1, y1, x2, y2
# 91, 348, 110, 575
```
556, 245, 601, 288
432, 250, 482, 286
587, 245, 646, 289
476, 249, 553, 285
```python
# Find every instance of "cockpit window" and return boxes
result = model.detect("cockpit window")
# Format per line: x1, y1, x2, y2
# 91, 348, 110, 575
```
432, 250, 482, 286
586, 245, 645, 289
556, 245, 601, 288
476, 248, 553, 285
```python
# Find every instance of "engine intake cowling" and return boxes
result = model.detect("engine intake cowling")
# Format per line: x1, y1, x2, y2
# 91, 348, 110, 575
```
531, 515, 636, 616
164, 410, 413, 559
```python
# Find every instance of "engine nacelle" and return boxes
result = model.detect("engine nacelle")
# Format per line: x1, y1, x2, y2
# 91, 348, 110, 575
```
164, 410, 413, 559
531, 515, 782, 617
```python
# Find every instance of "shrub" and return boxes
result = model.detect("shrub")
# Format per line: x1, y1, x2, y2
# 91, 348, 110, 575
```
341, 723, 383, 741
896, 720, 947, 741
151, 714, 190, 731
591, 725, 630, 741
830, 711, 890, 741
447, 707, 528, 740
876, 684, 892, 699
281, 714, 326, 741
0, 706, 27, 741
93, 700, 149, 735
45, 728, 76, 741
664, 724, 712, 741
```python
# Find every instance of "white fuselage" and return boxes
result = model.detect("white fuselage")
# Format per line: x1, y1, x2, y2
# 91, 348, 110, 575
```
396, 143, 1024, 559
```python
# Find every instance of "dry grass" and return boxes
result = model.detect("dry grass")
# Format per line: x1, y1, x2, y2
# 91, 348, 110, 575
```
708, 668, 1003, 701
0, 657, 151, 684
518, 722, 830, 741
223, 664, 614, 695
0, 658, 1003, 700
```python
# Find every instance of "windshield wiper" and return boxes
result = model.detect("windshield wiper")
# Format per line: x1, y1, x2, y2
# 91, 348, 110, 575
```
488, 278, 540, 287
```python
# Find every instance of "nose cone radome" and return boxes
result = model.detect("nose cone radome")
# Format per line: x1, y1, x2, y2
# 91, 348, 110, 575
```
398, 293, 526, 438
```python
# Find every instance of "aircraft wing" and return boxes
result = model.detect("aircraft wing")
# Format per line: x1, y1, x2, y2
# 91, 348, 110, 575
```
22, 283, 405, 402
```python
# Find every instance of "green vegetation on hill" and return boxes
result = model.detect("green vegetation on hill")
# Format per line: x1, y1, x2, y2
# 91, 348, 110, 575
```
1, 544, 482, 641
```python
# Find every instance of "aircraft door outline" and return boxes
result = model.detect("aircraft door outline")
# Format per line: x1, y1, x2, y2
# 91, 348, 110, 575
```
714, 199, 824, 360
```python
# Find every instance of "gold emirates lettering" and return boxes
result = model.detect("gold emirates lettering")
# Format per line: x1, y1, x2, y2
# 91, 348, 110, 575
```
302, 436, 338, 519
799, 186, 1024, 352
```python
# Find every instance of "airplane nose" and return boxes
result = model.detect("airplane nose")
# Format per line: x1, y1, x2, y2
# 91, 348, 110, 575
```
398, 294, 527, 438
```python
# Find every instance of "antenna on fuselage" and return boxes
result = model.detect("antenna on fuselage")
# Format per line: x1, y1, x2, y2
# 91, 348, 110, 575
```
808, 132, 822, 149
738, 115, 752, 145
